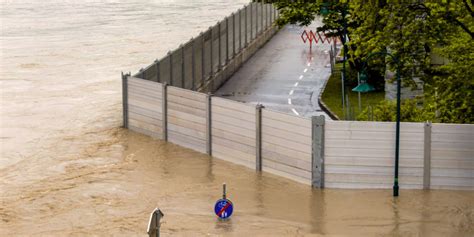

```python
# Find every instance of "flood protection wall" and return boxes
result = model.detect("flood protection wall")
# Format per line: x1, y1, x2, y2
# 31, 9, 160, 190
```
122, 76, 474, 190
132, 2, 279, 93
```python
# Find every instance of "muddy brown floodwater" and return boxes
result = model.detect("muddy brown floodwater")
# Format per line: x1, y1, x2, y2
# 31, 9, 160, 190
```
0, 0, 473, 236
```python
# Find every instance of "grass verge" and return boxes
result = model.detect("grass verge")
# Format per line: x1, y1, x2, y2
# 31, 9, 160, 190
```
321, 63, 385, 120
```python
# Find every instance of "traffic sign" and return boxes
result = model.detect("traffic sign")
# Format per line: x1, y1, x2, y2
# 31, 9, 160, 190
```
214, 198, 233, 219
214, 183, 233, 219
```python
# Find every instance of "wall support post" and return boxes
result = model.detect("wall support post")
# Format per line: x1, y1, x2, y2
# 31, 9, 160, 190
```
121, 72, 129, 128
181, 45, 185, 88
423, 121, 432, 189
245, 4, 248, 46
256, 104, 264, 171
155, 60, 160, 83
250, 3, 253, 40
206, 93, 213, 155
312, 115, 325, 188
191, 39, 195, 90
168, 52, 173, 86
162, 83, 168, 141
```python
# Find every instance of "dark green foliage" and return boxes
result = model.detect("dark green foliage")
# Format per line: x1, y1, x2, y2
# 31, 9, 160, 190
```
271, 0, 473, 123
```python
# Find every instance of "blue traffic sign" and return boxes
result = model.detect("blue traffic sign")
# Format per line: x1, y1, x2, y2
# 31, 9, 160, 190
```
214, 198, 233, 219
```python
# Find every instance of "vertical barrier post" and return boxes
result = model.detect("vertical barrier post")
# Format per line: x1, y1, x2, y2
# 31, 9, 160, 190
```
312, 115, 325, 188
270, 4, 273, 24
210, 27, 213, 76
260, 1, 264, 34
226, 17, 229, 63
250, 3, 253, 40
206, 93, 213, 155
239, 8, 242, 52
201, 32, 205, 86
192, 39, 196, 90
245, 5, 248, 46
155, 60, 160, 83
218, 23, 222, 69
423, 121, 432, 189
232, 12, 236, 57
168, 51, 173, 86
181, 45, 185, 88
121, 72, 128, 129
162, 83, 168, 141
256, 104, 264, 171
265, 2, 268, 30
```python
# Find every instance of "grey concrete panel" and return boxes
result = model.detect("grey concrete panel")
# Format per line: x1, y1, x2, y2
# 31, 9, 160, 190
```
183, 41, 193, 90
159, 55, 171, 85
227, 15, 234, 60
203, 29, 212, 81
142, 63, 157, 82
246, 4, 251, 44
255, 3, 263, 35
239, 8, 245, 50
219, 21, 227, 66
171, 48, 183, 88
252, 3, 257, 40
234, 10, 240, 53
211, 24, 220, 74
194, 35, 203, 88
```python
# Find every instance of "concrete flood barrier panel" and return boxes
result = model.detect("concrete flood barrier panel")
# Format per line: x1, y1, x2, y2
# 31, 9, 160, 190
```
431, 123, 474, 190
167, 86, 208, 153
127, 77, 163, 138
211, 97, 256, 170
325, 121, 425, 189
123, 75, 474, 190
261, 109, 312, 185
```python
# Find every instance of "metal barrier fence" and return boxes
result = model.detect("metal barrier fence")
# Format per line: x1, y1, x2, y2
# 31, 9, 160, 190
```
122, 76, 474, 190
133, 2, 280, 92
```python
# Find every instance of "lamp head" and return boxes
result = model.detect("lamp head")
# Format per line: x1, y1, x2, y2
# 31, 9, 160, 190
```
352, 71, 375, 93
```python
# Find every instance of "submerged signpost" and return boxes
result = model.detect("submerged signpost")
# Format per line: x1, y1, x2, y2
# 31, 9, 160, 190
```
147, 208, 164, 237
214, 183, 234, 219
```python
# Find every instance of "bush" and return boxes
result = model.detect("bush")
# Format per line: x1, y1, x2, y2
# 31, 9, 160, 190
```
357, 99, 433, 122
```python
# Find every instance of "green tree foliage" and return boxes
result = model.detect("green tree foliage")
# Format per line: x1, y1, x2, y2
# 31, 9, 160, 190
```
357, 99, 431, 122
269, 0, 473, 123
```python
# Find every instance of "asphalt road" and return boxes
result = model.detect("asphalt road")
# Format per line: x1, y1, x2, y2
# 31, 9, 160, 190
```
215, 20, 333, 119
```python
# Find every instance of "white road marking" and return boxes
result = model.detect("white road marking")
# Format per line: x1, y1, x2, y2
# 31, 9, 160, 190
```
289, 90, 294, 95
291, 108, 300, 116
307, 63, 311, 66
303, 68, 308, 73
288, 98, 292, 105
299, 75, 303, 80
294, 82, 299, 87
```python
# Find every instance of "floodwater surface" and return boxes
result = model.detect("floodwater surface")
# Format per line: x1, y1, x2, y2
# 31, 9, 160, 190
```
1, 0, 473, 236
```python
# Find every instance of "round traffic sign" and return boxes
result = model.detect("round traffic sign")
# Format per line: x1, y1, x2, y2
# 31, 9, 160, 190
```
214, 198, 233, 219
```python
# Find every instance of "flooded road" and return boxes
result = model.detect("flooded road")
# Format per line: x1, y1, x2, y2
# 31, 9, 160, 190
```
1, 0, 473, 236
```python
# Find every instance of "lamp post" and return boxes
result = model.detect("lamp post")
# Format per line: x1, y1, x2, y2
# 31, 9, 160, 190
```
353, 51, 401, 197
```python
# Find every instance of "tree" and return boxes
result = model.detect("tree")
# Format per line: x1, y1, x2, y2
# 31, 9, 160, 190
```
269, 0, 473, 123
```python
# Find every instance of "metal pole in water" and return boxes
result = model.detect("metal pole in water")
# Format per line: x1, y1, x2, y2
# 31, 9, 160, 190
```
222, 183, 226, 199
147, 208, 164, 237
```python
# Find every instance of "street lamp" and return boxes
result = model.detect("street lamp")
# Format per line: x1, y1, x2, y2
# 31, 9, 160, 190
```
353, 51, 402, 197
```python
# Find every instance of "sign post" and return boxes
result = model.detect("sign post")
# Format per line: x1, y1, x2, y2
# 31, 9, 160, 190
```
147, 208, 164, 237
214, 183, 234, 219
